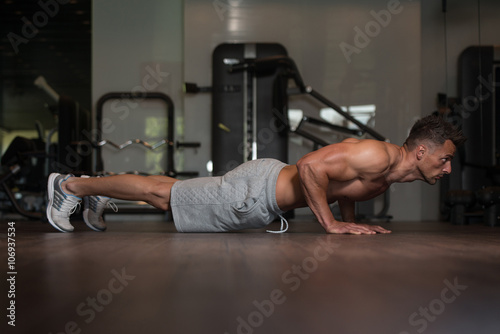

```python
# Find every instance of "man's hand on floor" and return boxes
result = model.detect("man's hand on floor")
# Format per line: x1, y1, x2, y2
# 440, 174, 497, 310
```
325, 221, 391, 235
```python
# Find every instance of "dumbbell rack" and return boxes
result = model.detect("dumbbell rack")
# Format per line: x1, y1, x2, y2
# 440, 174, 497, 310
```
94, 92, 199, 215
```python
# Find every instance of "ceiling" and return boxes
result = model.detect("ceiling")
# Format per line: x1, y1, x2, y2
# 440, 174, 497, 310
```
0, 0, 91, 131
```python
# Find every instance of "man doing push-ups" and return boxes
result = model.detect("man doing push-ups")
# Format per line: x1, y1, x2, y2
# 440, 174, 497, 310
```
46, 115, 465, 235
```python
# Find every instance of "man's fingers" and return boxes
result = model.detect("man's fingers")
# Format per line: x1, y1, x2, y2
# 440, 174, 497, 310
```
327, 222, 391, 235
357, 223, 391, 234
370, 225, 392, 233
346, 223, 375, 235
334, 223, 390, 235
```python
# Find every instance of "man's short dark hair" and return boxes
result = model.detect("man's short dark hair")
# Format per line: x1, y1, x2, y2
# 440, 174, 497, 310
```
404, 115, 466, 150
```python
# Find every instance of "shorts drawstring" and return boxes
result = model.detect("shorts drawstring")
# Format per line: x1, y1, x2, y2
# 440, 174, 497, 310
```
266, 215, 289, 234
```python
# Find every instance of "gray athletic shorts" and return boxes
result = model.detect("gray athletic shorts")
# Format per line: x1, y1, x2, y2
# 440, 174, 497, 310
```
170, 158, 287, 232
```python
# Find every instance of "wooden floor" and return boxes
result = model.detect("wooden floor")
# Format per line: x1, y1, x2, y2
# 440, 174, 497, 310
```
1, 217, 499, 334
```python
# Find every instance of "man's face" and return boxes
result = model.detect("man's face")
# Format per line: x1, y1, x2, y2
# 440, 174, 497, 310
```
419, 139, 456, 185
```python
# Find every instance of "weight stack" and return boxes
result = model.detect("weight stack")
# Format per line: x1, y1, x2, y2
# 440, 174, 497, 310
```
211, 43, 289, 175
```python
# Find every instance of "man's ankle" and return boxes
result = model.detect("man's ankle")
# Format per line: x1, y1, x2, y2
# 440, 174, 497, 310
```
62, 177, 78, 196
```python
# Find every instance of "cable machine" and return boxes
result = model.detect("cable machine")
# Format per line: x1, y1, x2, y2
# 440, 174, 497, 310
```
188, 43, 391, 221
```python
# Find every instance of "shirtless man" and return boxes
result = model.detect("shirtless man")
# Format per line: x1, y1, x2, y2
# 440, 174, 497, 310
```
46, 115, 465, 234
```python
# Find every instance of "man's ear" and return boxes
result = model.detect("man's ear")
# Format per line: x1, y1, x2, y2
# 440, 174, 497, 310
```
416, 144, 426, 160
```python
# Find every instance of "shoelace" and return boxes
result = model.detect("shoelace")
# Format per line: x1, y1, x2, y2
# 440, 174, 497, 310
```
106, 200, 119, 213
266, 215, 289, 234
60, 201, 81, 217
91, 197, 119, 214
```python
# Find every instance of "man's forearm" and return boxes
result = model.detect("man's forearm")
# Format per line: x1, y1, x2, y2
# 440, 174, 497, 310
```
300, 184, 338, 229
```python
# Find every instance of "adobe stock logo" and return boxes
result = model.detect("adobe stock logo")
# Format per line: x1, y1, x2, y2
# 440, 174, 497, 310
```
7, 0, 71, 54
399, 277, 468, 334
224, 237, 340, 334
339, 0, 404, 64
212, 0, 234, 22
47, 267, 135, 334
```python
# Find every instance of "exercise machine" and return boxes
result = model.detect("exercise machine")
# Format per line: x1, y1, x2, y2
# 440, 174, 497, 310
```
211, 43, 289, 175
188, 43, 390, 221
0, 76, 89, 219
94, 92, 200, 215
444, 45, 500, 226
95, 92, 200, 178
230, 54, 389, 221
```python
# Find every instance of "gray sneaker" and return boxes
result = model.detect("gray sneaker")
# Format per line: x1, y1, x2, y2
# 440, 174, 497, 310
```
46, 173, 81, 232
80, 175, 117, 232
83, 195, 117, 231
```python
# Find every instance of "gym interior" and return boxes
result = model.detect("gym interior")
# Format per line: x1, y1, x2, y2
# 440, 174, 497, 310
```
1, 0, 499, 333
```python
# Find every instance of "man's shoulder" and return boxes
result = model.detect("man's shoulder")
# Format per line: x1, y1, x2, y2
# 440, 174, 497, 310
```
341, 138, 395, 151
340, 139, 401, 172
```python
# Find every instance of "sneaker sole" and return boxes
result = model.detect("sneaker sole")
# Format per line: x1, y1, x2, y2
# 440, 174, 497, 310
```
46, 173, 72, 233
